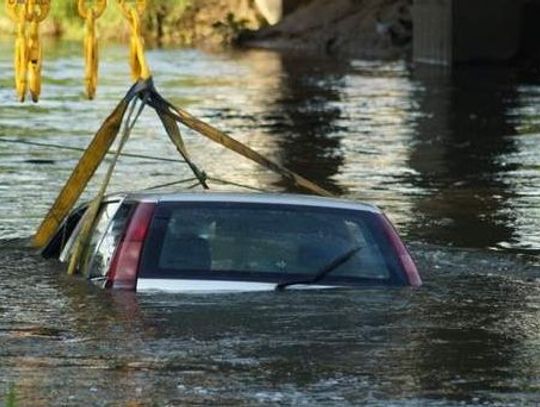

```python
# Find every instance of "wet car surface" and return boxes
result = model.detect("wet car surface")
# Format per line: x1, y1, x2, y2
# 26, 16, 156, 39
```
44, 192, 420, 292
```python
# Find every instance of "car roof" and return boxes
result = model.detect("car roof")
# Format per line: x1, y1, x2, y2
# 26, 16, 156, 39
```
108, 191, 381, 213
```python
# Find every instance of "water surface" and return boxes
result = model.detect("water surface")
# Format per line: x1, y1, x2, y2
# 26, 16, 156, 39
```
0, 40, 539, 405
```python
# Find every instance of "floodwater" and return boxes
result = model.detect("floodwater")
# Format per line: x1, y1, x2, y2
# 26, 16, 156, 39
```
0, 39, 539, 405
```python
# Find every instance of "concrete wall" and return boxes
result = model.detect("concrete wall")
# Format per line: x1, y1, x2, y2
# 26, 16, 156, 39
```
413, 0, 453, 65
521, 2, 540, 58
414, 0, 540, 65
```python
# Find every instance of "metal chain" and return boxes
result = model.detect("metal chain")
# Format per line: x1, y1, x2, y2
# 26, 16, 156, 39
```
117, 0, 151, 81
5, 0, 50, 102
78, 0, 107, 99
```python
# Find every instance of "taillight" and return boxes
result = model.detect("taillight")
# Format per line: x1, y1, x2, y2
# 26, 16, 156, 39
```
108, 202, 156, 290
379, 214, 422, 287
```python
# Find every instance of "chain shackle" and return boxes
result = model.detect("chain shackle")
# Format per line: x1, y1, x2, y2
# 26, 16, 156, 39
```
5, 0, 25, 23
117, 0, 145, 19
25, 0, 50, 23
78, 0, 107, 19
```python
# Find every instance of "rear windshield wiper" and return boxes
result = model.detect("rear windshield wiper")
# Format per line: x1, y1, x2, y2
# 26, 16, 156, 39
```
275, 246, 361, 291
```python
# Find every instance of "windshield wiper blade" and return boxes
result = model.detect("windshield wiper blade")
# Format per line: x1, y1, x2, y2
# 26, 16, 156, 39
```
275, 246, 361, 291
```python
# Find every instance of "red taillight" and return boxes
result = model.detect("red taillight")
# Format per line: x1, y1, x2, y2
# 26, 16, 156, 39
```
379, 214, 422, 287
108, 202, 156, 290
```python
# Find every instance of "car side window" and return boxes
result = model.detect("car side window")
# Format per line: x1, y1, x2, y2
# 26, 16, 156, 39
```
87, 203, 133, 279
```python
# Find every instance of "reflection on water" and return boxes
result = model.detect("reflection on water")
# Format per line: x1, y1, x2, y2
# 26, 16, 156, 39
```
408, 66, 519, 249
1, 40, 540, 404
261, 54, 349, 194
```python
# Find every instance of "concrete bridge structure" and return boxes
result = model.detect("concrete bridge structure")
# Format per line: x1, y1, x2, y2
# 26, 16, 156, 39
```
255, 0, 540, 65
413, 0, 540, 65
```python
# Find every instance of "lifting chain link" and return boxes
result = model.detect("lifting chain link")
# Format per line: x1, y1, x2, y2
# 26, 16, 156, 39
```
6, 0, 29, 102
117, 0, 150, 81
26, 0, 50, 102
78, 0, 107, 99
5, 0, 50, 102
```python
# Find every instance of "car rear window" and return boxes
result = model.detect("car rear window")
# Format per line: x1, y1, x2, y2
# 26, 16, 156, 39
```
140, 202, 407, 285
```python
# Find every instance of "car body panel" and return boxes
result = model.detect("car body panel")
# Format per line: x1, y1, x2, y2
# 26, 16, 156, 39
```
136, 278, 333, 293
107, 191, 381, 213
42, 192, 422, 292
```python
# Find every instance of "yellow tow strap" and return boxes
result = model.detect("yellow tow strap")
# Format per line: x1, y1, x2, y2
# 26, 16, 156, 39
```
163, 103, 333, 198
25, 2, 331, 252
78, 0, 107, 100
5, 0, 50, 102
33, 95, 131, 248
67, 96, 146, 275
33, 79, 334, 250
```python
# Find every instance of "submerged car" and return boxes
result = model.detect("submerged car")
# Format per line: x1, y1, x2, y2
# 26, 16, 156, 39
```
42, 192, 421, 292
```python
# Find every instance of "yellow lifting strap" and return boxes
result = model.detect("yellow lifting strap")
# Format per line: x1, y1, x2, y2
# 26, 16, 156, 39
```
67, 97, 146, 275
117, 0, 151, 81
166, 105, 333, 198
78, 0, 107, 100
5, 0, 50, 102
33, 95, 130, 248
32, 79, 333, 249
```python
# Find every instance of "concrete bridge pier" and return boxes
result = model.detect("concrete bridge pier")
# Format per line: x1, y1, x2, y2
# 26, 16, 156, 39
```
413, 0, 540, 65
